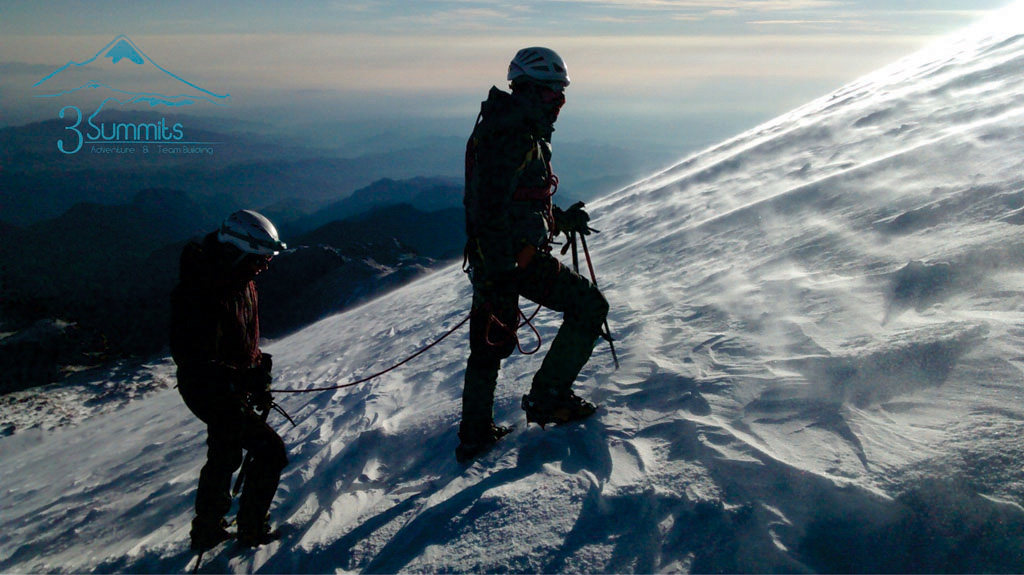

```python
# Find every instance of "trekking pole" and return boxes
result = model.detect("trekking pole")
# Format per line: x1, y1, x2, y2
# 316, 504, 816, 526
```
570, 230, 580, 272
579, 233, 620, 370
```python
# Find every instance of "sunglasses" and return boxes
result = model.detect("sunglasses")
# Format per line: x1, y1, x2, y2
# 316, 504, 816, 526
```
226, 247, 273, 269
538, 85, 566, 106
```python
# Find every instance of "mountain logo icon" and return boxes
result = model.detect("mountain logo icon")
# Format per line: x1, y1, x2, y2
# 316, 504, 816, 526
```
105, 38, 145, 65
33, 34, 230, 119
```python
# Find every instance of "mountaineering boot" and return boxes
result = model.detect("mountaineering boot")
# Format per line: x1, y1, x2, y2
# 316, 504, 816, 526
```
456, 423, 513, 463
237, 518, 281, 548
190, 517, 233, 551
521, 390, 597, 428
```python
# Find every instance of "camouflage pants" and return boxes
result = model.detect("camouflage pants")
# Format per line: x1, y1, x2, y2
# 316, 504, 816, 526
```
178, 374, 288, 533
462, 250, 609, 434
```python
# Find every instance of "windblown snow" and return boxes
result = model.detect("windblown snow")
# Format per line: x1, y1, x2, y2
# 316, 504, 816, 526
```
4, 4, 1024, 573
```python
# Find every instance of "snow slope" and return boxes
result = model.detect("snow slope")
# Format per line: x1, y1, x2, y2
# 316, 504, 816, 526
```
4, 4, 1024, 572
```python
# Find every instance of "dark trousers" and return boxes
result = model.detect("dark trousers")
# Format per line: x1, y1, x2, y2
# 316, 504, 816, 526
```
178, 374, 288, 533
462, 250, 609, 434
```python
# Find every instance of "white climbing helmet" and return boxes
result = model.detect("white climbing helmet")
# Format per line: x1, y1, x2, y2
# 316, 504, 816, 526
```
218, 209, 286, 256
507, 47, 570, 88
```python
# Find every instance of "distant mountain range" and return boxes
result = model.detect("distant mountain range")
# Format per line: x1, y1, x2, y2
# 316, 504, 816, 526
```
0, 112, 646, 226
287, 176, 463, 235
0, 116, 466, 226
297, 202, 464, 260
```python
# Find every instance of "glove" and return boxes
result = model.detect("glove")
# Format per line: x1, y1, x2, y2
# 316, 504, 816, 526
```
554, 201, 591, 235
237, 366, 271, 412
250, 388, 273, 413
259, 353, 273, 373
239, 365, 272, 393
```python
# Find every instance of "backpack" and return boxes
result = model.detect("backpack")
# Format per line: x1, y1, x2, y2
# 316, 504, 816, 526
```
464, 88, 558, 242
169, 235, 217, 367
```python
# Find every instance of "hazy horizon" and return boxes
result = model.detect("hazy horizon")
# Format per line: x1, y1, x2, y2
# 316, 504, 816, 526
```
0, 1, 1013, 162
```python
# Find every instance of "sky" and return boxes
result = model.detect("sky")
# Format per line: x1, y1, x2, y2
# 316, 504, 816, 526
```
0, 0, 1013, 155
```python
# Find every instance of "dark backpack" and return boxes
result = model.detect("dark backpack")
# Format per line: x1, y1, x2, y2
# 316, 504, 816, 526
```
169, 235, 217, 367
464, 88, 558, 241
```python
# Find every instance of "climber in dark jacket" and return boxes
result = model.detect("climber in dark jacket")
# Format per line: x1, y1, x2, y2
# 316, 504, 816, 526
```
459, 47, 609, 463
170, 209, 288, 550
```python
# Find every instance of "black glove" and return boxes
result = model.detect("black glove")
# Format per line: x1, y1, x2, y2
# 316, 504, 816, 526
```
236, 366, 271, 412
554, 201, 591, 235
251, 388, 273, 413
244, 354, 274, 411
239, 365, 272, 392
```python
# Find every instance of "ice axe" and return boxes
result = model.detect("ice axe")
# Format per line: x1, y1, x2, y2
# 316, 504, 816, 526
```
563, 223, 619, 370
580, 232, 619, 370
